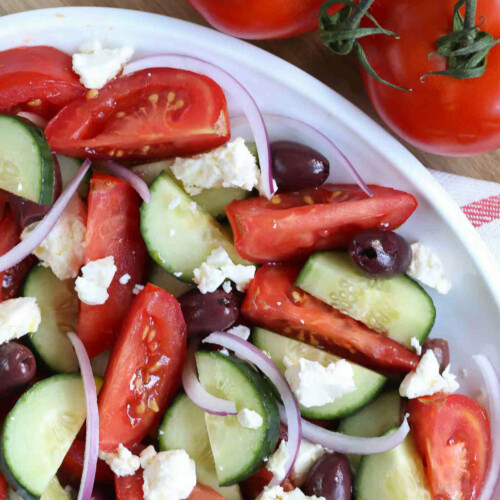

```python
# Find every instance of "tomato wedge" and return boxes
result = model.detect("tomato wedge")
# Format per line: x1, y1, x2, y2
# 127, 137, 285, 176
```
58, 439, 114, 487
99, 284, 186, 451
226, 185, 417, 263
408, 394, 491, 500
241, 467, 294, 499
0, 46, 84, 119
242, 264, 418, 372
45, 68, 230, 160
77, 174, 148, 358
0, 472, 6, 500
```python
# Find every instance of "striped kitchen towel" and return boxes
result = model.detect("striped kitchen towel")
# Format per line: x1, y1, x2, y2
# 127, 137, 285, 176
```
431, 170, 500, 261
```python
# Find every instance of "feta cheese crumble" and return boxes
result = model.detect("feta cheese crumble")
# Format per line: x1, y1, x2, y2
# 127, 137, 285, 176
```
99, 444, 141, 477
72, 40, 134, 89
119, 273, 131, 285
284, 357, 356, 408
260, 485, 325, 500
139, 445, 158, 469
290, 440, 325, 486
21, 195, 86, 280
173, 272, 183, 278
222, 280, 232, 293
142, 449, 196, 500
227, 325, 251, 341
168, 196, 181, 210
237, 408, 263, 430
193, 247, 256, 294
407, 242, 452, 295
399, 350, 459, 399
75, 256, 117, 305
0, 297, 41, 345
266, 440, 289, 480
171, 137, 260, 195
411, 336, 422, 356
133, 284, 145, 295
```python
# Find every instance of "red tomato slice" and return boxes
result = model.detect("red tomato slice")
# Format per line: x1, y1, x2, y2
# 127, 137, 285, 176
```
242, 264, 418, 372
0, 209, 37, 301
99, 284, 186, 451
58, 439, 114, 487
226, 185, 417, 263
77, 174, 148, 358
0, 46, 84, 119
45, 68, 230, 160
0, 471, 7, 500
241, 467, 294, 499
408, 394, 491, 500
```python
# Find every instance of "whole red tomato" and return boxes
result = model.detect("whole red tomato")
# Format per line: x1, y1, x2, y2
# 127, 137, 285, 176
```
186, 0, 325, 39
360, 0, 500, 156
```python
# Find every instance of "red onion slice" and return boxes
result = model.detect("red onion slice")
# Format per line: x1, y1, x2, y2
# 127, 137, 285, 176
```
0, 158, 91, 272
16, 112, 48, 129
232, 113, 373, 197
203, 332, 301, 486
182, 344, 237, 416
279, 404, 409, 455
472, 355, 500, 500
97, 160, 151, 204
122, 55, 275, 199
67, 332, 99, 500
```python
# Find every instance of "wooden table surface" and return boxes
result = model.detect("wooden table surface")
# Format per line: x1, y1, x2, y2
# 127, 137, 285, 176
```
1, 0, 499, 182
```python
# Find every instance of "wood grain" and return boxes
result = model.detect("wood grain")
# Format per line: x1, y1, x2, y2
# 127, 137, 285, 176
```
1, 0, 499, 182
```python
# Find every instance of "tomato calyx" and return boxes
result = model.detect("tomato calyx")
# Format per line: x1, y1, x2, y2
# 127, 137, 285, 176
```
319, 0, 411, 91
422, 0, 500, 80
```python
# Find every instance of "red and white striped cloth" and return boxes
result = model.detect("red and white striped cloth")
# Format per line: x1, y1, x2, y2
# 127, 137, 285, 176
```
431, 170, 500, 260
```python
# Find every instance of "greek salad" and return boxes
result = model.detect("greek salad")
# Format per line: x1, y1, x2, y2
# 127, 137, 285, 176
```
0, 40, 497, 500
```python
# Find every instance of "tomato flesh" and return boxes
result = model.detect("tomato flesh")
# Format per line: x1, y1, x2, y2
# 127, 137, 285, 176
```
77, 174, 148, 358
0, 46, 84, 119
226, 185, 417, 263
408, 393, 491, 500
0, 472, 6, 500
242, 264, 418, 372
45, 68, 230, 159
241, 467, 294, 499
99, 284, 186, 451
187, 0, 324, 39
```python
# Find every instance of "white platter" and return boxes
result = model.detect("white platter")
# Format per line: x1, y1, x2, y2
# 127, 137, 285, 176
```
1, 5, 498, 424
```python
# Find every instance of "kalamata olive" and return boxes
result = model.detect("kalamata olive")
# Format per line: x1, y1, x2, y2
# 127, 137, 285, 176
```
0, 342, 36, 395
303, 453, 352, 500
349, 228, 411, 277
422, 338, 450, 373
271, 141, 329, 192
91, 483, 115, 500
178, 289, 240, 337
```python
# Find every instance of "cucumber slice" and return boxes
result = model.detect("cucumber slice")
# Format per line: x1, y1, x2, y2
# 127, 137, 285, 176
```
159, 394, 242, 500
338, 390, 403, 472
57, 155, 90, 199
8, 477, 70, 500
141, 173, 250, 283
191, 186, 250, 220
252, 328, 386, 420
195, 351, 280, 486
23, 265, 79, 373
296, 252, 435, 347
148, 264, 193, 297
1, 375, 102, 497
0, 115, 54, 205
355, 431, 431, 500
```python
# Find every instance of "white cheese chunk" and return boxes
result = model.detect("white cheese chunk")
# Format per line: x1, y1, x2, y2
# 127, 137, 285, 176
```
21, 195, 86, 280
259, 485, 325, 500
75, 256, 117, 305
193, 247, 256, 294
171, 137, 259, 195
290, 440, 325, 486
142, 449, 196, 500
72, 40, 134, 89
266, 440, 289, 480
133, 284, 145, 295
139, 445, 158, 469
222, 280, 232, 293
227, 325, 251, 341
399, 350, 459, 399
0, 297, 41, 345
411, 336, 422, 356
99, 444, 141, 477
237, 408, 263, 429
407, 242, 452, 295
284, 357, 356, 408
119, 273, 131, 285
